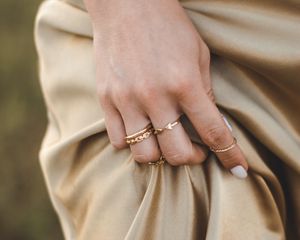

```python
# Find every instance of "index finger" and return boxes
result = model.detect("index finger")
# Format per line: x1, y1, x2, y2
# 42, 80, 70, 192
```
179, 86, 249, 179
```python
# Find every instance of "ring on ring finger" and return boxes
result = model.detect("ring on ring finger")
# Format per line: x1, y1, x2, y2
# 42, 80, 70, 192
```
125, 122, 154, 145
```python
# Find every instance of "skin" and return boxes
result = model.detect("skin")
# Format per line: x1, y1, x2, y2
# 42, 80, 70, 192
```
83, 0, 249, 172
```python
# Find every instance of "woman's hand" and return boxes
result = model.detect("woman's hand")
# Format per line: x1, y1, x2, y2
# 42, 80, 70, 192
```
84, 0, 248, 178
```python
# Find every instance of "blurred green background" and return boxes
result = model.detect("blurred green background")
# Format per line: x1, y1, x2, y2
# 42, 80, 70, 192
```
0, 0, 63, 239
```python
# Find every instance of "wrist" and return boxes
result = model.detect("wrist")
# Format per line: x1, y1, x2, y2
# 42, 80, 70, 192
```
84, 0, 183, 26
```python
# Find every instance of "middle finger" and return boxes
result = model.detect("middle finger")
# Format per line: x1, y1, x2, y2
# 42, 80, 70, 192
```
147, 100, 208, 166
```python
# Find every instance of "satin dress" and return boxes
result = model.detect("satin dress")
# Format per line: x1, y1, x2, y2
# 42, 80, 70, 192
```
34, 0, 300, 239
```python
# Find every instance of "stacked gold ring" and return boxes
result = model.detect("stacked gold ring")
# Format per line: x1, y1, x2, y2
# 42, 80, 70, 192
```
125, 123, 154, 145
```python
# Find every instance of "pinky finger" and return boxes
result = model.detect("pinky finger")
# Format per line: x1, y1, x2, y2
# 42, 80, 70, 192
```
103, 105, 127, 149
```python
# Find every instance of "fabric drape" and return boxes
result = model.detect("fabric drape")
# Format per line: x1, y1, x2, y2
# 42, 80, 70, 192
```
34, 0, 300, 239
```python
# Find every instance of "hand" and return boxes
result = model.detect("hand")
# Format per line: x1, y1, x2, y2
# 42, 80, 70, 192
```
84, 0, 248, 178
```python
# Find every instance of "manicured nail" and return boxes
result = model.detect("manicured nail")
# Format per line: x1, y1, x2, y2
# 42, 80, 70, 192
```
230, 165, 248, 179
222, 115, 233, 132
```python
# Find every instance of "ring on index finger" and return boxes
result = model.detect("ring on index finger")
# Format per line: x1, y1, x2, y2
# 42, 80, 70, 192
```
209, 137, 237, 153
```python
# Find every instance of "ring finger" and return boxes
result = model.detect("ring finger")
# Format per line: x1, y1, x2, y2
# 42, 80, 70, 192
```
118, 104, 162, 163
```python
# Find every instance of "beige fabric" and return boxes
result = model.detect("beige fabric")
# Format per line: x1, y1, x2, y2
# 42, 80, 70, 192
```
34, 0, 300, 239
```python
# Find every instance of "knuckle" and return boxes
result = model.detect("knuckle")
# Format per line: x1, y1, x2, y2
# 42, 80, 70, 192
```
168, 75, 197, 97
113, 87, 133, 105
199, 44, 211, 67
168, 79, 185, 94
110, 139, 127, 149
165, 149, 192, 165
206, 88, 215, 102
134, 82, 157, 104
133, 154, 149, 163
134, 151, 161, 163
203, 125, 228, 148
97, 85, 111, 105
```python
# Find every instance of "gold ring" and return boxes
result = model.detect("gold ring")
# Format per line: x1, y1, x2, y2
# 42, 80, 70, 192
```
125, 128, 154, 145
153, 117, 181, 135
148, 155, 166, 166
209, 137, 237, 153
125, 122, 153, 140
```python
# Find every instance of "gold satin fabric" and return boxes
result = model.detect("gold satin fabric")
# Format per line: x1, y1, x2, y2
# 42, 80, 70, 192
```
34, 0, 300, 239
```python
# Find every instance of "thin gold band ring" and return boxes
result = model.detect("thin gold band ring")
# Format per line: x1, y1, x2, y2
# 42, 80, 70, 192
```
153, 117, 181, 135
125, 122, 153, 140
209, 137, 237, 153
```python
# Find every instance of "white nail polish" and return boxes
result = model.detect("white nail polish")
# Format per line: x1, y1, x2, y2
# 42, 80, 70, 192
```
222, 116, 233, 132
230, 165, 248, 179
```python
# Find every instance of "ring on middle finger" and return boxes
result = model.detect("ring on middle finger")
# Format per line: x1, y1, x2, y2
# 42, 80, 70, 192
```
153, 117, 181, 135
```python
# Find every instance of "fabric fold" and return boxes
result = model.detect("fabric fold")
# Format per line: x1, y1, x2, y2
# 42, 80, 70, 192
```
35, 0, 300, 239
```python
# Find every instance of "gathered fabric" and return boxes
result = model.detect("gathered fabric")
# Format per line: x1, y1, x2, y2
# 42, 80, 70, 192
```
34, 0, 300, 239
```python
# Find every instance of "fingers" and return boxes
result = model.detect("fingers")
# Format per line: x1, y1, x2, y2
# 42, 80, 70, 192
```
218, 115, 248, 178
117, 104, 162, 163
147, 101, 208, 166
100, 94, 162, 163
179, 86, 249, 179
112, 95, 208, 165
103, 87, 248, 179
101, 101, 128, 149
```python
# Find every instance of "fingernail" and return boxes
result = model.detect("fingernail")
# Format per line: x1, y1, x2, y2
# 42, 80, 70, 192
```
222, 115, 233, 132
230, 165, 248, 179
